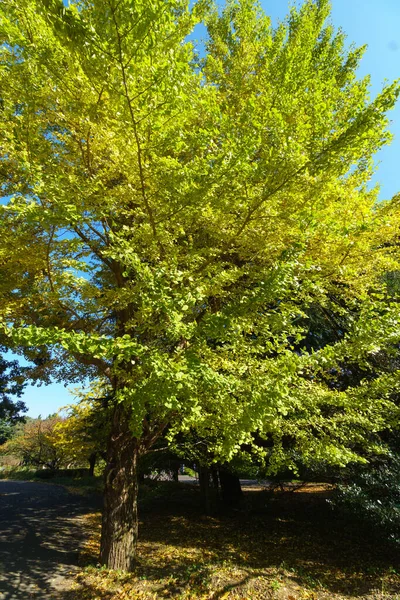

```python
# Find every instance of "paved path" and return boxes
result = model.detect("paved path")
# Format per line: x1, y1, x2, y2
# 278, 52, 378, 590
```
178, 475, 272, 487
0, 480, 100, 600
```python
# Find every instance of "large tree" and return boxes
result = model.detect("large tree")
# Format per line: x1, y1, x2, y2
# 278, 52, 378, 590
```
1, 0, 400, 570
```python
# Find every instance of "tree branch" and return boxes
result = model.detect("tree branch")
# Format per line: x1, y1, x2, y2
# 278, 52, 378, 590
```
108, 0, 163, 256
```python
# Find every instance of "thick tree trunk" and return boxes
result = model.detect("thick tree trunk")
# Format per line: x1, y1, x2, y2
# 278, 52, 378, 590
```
100, 403, 139, 571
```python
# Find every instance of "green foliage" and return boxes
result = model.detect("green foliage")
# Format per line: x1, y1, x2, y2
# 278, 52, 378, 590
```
0, 419, 16, 445
0, 347, 28, 426
0, 0, 399, 472
0, 466, 37, 480
0, 465, 103, 494
182, 466, 197, 478
331, 453, 400, 547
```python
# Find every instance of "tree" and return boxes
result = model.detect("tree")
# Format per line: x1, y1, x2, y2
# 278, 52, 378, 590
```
0, 348, 28, 428
1, 0, 400, 570
0, 420, 15, 446
1, 415, 66, 469
54, 386, 111, 474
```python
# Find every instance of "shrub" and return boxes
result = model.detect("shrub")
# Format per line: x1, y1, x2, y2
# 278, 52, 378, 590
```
330, 454, 400, 546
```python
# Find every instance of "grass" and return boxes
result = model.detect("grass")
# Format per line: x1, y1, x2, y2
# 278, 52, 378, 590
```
0, 466, 38, 481
64, 482, 400, 600
0, 465, 103, 495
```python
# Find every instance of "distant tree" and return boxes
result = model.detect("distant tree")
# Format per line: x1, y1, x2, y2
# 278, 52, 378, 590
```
0, 420, 15, 446
54, 387, 111, 474
1, 415, 66, 469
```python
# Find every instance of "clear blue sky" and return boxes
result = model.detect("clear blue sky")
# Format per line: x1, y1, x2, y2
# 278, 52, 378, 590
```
264, 0, 400, 200
7, 0, 400, 418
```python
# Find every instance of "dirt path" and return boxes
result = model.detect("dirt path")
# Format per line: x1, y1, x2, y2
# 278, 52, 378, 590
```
0, 480, 101, 600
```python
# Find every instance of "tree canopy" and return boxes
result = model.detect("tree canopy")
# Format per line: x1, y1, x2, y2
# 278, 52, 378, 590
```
1, 0, 400, 569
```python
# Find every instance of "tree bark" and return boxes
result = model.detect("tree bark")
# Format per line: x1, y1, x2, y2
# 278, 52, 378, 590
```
219, 466, 243, 509
198, 465, 211, 515
100, 403, 139, 571
211, 466, 219, 490
171, 463, 179, 482
88, 452, 97, 477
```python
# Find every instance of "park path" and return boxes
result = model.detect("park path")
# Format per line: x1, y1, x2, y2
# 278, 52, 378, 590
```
0, 480, 101, 600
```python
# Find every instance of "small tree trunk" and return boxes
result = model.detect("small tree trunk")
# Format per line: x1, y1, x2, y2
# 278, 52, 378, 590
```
88, 452, 97, 476
171, 464, 179, 482
198, 465, 211, 515
211, 466, 219, 490
100, 403, 139, 571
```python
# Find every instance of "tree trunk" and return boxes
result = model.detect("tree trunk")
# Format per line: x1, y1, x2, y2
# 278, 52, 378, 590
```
100, 403, 139, 571
198, 465, 211, 515
211, 466, 219, 490
219, 467, 243, 509
171, 463, 179, 482
88, 452, 97, 476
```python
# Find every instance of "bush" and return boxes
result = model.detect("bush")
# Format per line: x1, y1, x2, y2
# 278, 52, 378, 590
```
0, 466, 37, 480
35, 469, 56, 479
182, 466, 197, 478
35, 467, 92, 479
330, 453, 400, 546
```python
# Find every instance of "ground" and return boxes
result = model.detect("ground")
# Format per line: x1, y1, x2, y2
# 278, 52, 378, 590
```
66, 482, 400, 600
0, 478, 399, 599
0, 480, 100, 599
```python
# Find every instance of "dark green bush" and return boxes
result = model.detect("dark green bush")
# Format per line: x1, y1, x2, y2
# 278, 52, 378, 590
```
35, 467, 91, 479
330, 453, 400, 546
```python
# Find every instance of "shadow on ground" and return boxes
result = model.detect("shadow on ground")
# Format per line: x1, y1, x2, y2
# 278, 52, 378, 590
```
0, 480, 101, 600
63, 483, 400, 599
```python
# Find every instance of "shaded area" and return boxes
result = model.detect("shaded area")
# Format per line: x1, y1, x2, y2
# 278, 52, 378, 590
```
0, 480, 101, 600
68, 482, 400, 599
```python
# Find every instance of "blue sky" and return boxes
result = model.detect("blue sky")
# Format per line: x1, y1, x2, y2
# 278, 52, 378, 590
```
265, 0, 400, 201
7, 0, 400, 418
